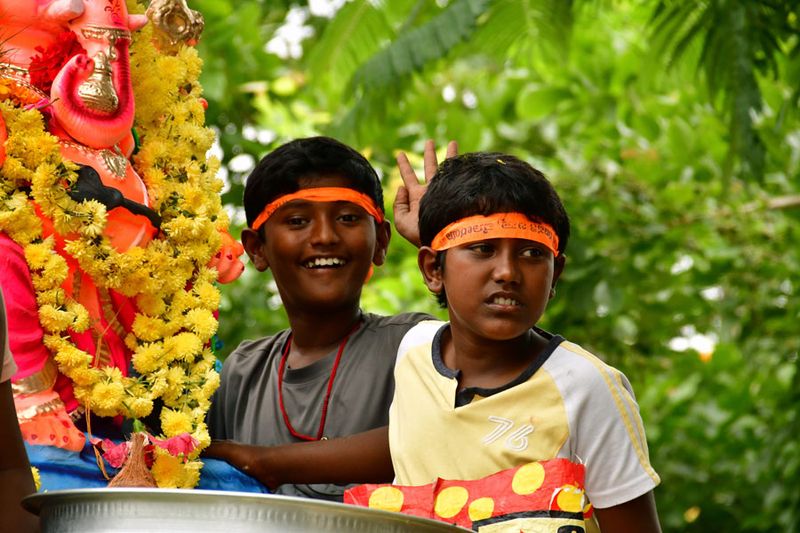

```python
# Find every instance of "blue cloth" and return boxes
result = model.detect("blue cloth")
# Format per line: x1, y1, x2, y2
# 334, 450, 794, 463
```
25, 439, 269, 493
198, 457, 270, 492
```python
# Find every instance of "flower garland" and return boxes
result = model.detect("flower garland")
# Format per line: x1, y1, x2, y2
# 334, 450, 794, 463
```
0, 7, 228, 488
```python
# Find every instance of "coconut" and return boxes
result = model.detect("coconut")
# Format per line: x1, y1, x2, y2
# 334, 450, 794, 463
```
108, 432, 157, 488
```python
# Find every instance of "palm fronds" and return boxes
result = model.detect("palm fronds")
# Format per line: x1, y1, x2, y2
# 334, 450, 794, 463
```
649, 0, 799, 178
347, 0, 490, 96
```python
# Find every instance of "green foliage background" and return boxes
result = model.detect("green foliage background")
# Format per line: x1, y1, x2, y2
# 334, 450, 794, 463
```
191, 1, 799, 530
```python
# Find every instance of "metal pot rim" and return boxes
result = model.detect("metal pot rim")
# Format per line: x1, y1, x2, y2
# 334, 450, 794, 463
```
24, 488, 471, 532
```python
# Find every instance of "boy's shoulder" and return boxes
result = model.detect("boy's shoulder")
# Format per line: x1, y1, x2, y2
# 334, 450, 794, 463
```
360, 311, 434, 331
231, 330, 290, 354
549, 339, 621, 372
545, 338, 633, 395
356, 312, 435, 356
221, 313, 434, 373
222, 329, 291, 375
395, 319, 446, 362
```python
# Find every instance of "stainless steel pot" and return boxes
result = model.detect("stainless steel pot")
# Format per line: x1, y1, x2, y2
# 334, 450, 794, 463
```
23, 488, 471, 532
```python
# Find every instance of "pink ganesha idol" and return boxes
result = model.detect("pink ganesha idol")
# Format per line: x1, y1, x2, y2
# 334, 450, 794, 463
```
0, 0, 243, 466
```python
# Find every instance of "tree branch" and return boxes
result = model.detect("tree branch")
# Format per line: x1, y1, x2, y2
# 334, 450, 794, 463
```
741, 194, 800, 213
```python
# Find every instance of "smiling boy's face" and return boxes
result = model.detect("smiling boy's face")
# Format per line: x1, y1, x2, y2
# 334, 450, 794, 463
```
419, 237, 564, 343
242, 174, 390, 315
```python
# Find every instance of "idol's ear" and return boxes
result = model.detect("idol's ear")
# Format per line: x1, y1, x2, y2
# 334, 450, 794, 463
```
418, 246, 443, 296
241, 228, 269, 272
372, 219, 392, 266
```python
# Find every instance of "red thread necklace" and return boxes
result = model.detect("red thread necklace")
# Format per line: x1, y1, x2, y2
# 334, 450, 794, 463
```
277, 320, 361, 441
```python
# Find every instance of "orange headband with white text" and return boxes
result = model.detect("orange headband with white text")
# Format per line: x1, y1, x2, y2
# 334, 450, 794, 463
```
251, 187, 384, 230
431, 212, 559, 256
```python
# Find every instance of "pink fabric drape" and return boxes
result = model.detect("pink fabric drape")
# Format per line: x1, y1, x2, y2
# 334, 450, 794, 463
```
0, 232, 132, 414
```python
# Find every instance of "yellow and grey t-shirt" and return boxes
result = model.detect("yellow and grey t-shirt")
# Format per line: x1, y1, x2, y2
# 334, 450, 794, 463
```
389, 320, 660, 510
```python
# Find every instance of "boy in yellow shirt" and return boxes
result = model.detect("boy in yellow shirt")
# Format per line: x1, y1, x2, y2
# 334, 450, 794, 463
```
383, 151, 661, 531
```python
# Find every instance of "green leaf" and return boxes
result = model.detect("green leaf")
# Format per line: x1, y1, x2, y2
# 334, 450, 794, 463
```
516, 85, 573, 120
347, 0, 490, 95
613, 315, 639, 345
648, 0, 799, 179
469, 0, 575, 65
132, 419, 146, 433
306, 1, 394, 100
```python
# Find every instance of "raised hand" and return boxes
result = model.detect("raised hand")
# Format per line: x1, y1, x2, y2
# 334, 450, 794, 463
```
393, 139, 458, 247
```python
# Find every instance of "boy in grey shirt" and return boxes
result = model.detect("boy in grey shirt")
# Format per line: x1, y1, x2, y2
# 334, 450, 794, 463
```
207, 137, 433, 500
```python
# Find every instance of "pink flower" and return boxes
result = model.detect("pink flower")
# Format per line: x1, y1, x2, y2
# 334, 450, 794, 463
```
23, 98, 51, 112
90, 437, 131, 469
149, 433, 199, 459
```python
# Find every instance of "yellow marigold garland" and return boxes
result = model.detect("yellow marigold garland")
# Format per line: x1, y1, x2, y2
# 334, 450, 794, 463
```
31, 466, 41, 491
0, 5, 228, 488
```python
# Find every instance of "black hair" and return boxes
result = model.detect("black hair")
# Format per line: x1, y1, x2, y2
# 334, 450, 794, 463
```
243, 136, 384, 228
419, 152, 570, 307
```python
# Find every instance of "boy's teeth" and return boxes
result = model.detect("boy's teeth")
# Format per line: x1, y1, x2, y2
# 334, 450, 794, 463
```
493, 297, 519, 306
306, 257, 345, 267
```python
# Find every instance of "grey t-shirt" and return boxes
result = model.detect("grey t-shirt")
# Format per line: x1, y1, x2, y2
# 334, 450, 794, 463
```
208, 311, 430, 500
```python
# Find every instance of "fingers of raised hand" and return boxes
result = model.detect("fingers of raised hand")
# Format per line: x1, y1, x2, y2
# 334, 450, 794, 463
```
424, 139, 459, 180
393, 185, 409, 211
423, 139, 439, 181
396, 151, 422, 190
446, 140, 458, 159
397, 139, 459, 187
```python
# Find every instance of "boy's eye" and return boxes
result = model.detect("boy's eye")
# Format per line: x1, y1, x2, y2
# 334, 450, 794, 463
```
468, 243, 494, 254
286, 216, 308, 226
521, 246, 546, 258
338, 212, 362, 223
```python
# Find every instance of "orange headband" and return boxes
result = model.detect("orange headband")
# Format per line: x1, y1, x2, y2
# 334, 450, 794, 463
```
431, 212, 559, 256
251, 187, 384, 230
